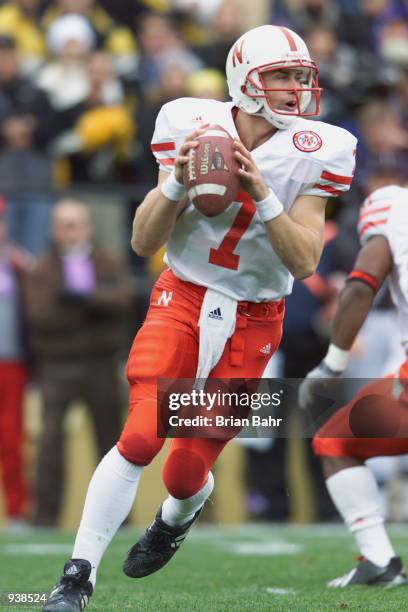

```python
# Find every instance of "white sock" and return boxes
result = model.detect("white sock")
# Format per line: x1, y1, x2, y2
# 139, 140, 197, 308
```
72, 446, 142, 586
326, 466, 396, 567
161, 471, 214, 527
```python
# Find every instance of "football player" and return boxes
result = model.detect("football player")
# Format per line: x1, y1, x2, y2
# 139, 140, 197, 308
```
299, 184, 408, 588
42, 24, 356, 611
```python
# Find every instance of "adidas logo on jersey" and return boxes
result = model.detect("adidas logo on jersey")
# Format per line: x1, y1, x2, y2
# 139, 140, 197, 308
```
260, 343, 271, 355
208, 307, 223, 320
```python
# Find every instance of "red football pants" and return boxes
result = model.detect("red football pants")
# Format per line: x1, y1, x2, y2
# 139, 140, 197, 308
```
0, 362, 28, 516
118, 269, 284, 499
313, 359, 408, 459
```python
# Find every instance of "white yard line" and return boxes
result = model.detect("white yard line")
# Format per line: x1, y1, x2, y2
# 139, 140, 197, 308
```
5, 544, 72, 555
266, 587, 297, 595
220, 541, 303, 555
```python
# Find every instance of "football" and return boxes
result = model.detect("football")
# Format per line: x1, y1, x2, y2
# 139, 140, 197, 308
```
183, 124, 240, 217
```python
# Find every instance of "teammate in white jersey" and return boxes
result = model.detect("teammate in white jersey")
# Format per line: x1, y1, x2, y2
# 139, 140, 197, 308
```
299, 185, 408, 588
43, 25, 356, 611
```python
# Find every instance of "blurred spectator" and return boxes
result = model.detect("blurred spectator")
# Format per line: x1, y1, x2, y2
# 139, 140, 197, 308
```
304, 24, 359, 123
99, 0, 171, 25
174, 0, 223, 27
85, 50, 124, 104
71, 102, 135, 182
22, 198, 133, 527
193, 0, 243, 72
272, 0, 342, 34
0, 0, 46, 76
174, 0, 225, 50
0, 198, 33, 531
136, 12, 203, 99
360, 158, 406, 195
36, 13, 97, 110
337, 0, 396, 53
379, 16, 408, 66
186, 68, 227, 100
306, 14, 400, 116
390, 65, 408, 128
0, 34, 60, 255
44, 47, 134, 183
42, 0, 137, 77
354, 98, 408, 185
135, 26, 202, 184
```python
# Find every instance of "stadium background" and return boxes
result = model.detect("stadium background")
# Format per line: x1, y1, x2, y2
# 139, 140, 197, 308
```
1, 0, 408, 534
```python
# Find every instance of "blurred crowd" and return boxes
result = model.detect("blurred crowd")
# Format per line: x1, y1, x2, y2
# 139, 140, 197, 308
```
2, 0, 408, 529
2, 0, 408, 252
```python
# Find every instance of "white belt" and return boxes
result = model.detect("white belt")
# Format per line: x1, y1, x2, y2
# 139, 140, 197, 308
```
195, 288, 237, 388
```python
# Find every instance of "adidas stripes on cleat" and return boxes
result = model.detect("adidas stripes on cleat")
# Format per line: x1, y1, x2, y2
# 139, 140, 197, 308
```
42, 559, 93, 612
327, 556, 408, 588
123, 506, 201, 578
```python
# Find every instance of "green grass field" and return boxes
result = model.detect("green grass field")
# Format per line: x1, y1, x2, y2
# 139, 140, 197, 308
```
1, 524, 408, 611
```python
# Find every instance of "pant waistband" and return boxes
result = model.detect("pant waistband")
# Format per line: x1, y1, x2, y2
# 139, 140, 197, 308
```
238, 300, 284, 317
158, 269, 284, 316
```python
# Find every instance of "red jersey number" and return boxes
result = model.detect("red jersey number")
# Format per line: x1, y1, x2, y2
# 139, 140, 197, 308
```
209, 190, 256, 271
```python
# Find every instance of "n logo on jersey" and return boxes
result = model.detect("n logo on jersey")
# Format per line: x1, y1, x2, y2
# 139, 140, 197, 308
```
293, 130, 322, 153
232, 41, 244, 67
158, 290, 173, 307
211, 146, 229, 172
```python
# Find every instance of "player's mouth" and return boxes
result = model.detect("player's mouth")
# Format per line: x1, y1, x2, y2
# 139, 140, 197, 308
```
280, 100, 298, 112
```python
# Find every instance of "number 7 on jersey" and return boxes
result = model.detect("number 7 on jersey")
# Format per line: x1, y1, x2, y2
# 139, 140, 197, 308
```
209, 190, 256, 271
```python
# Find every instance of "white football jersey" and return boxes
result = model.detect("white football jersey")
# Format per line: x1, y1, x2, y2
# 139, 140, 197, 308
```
358, 185, 408, 349
151, 97, 357, 301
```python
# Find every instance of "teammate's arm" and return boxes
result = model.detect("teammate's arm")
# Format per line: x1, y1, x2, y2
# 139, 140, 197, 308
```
329, 235, 393, 350
234, 139, 327, 279
131, 127, 207, 256
298, 235, 393, 408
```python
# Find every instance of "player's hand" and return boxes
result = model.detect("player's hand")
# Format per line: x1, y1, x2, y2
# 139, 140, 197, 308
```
174, 125, 210, 183
298, 361, 344, 410
233, 140, 270, 202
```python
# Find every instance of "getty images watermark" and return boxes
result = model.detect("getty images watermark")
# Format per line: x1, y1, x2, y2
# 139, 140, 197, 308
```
157, 378, 288, 438
157, 376, 408, 440
167, 387, 283, 428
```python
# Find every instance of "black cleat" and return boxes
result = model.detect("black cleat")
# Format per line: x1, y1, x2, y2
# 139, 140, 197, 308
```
42, 559, 93, 611
123, 506, 201, 578
327, 556, 408, 588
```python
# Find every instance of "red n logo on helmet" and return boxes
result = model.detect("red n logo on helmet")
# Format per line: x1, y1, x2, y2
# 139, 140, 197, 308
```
232, 41, 244, 67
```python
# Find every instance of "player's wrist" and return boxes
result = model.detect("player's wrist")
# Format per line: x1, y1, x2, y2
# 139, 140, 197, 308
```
254, 189, 284, 223
160, 170, 186, 202
324, 343, 349, 373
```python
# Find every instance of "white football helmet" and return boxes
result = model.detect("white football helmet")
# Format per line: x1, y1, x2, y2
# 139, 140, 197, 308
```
226, 25, 321, 129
